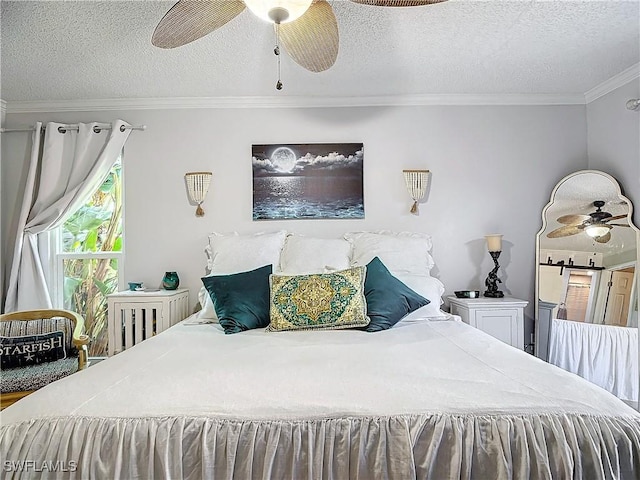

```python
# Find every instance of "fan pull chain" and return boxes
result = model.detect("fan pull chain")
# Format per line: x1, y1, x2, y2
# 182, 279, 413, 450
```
274, 24, 283, 90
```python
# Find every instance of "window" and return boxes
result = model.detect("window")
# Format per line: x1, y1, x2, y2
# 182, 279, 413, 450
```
54, 159, 124, 357
564, 271, 593, 322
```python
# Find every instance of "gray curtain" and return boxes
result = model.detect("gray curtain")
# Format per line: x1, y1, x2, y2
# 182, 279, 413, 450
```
5, 120, 131, 312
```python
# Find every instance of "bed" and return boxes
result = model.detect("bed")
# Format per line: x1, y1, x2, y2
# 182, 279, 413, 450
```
1, 231, 639, 479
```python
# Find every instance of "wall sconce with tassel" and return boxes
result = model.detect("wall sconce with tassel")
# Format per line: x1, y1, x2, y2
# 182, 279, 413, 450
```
185, 171, 212, 217
403, 169, 430, 214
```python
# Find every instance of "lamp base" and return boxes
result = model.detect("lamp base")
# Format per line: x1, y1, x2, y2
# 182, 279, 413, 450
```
483, 250, 504, 298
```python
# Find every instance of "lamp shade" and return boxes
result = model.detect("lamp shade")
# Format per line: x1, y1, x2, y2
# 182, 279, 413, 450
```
403, 169, 430, 214
185, 171, 212, 217
485, 234, 503, 252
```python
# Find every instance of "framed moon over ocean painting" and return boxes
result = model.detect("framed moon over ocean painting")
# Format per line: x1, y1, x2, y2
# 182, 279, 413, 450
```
252, 143, 364, 220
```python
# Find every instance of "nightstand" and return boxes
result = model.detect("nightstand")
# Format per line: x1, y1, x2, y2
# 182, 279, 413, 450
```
447, 296, 528, 350
107, 288, 189, 355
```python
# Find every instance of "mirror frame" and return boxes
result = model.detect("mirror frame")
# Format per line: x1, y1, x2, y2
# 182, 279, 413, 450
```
534, 169, 640, 407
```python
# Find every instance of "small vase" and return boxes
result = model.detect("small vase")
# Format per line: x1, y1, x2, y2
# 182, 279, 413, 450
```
162, 271, 179, 290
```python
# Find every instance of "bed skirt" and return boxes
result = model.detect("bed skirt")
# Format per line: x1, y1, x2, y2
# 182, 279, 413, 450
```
548, 319, 638, 403
1, 412, 639, 480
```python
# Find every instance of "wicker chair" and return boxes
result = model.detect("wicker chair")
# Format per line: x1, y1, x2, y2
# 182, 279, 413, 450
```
0, 309, 89, 410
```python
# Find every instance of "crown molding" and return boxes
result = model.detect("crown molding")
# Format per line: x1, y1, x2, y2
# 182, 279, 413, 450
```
584, 63, 640, 104
4, 93, 586, 113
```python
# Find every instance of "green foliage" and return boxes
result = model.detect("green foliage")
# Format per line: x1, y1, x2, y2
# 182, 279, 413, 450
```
113, 236, 122, 252
63, 276, 82, 302
64, 206, 112, 237
62, 163, 122, 356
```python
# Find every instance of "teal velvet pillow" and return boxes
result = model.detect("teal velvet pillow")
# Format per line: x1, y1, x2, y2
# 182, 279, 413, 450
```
202, 264, 272, 334
363, 257, 430, 332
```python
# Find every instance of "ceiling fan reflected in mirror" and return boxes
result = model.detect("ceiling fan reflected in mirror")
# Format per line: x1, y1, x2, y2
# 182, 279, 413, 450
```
152, 0, 448, 89
547, 200, 630, 244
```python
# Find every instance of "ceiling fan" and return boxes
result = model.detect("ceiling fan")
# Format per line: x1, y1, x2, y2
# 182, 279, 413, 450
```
547, 200, 630, 244
152, 0, 448, 88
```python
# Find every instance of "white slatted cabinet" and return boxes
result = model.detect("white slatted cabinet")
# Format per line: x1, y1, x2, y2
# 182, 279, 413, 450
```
107, 289, 189, 356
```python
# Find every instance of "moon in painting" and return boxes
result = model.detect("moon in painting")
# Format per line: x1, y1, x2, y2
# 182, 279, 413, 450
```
271, 147, 297, 173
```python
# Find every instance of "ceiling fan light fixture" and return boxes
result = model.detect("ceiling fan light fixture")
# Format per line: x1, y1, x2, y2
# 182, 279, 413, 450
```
244, 0, 313, 23
585, 224, 611, 238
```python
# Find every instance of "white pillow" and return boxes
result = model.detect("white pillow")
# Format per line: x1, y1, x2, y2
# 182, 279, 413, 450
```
206, 231, 287, 274
345, 231, 435, 276
279, 235, 351, 274
395, 273, 447, 320
200, 231, 287, 320
197, 285, 218, 321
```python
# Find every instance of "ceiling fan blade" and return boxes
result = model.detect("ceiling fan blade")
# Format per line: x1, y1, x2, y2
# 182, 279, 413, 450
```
547, 225, 584, 238
608, 224, 630, 227
595, 231, 612, 244
279, 1, 338, 73
605, 214, 628, 222
350, 0, 447, 5
557, 214, 590, 225
152, 0, 245, 49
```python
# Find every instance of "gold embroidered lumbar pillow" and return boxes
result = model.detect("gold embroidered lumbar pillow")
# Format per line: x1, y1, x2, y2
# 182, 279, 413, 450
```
267, 266, 370, 332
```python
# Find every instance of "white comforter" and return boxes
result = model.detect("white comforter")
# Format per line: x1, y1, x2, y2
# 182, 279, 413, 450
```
1, 316, 639, 479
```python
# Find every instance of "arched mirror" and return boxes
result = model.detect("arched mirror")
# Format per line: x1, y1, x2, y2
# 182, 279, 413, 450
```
535, 170, 639, 408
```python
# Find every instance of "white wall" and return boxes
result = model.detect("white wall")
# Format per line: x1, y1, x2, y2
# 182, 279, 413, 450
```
587, 80, 640, 211
1, 104, 588, 345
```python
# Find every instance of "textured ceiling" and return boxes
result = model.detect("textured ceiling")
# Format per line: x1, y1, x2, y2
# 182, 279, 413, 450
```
1, 0, 639, 102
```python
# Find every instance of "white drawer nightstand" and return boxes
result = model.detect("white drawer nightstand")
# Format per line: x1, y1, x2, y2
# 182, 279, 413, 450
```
447, 296, 528, 350
107, 289, 189, 356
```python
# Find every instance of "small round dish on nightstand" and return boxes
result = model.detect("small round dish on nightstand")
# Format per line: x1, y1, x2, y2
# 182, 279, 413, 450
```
454, 290, 480, 299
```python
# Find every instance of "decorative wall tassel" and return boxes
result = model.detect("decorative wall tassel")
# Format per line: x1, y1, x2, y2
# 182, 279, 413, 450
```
185, 171, 212, 218
403, 169, 430, 216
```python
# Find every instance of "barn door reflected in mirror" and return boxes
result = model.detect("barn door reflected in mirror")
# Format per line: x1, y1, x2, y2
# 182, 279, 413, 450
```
535, 170, 640, 408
